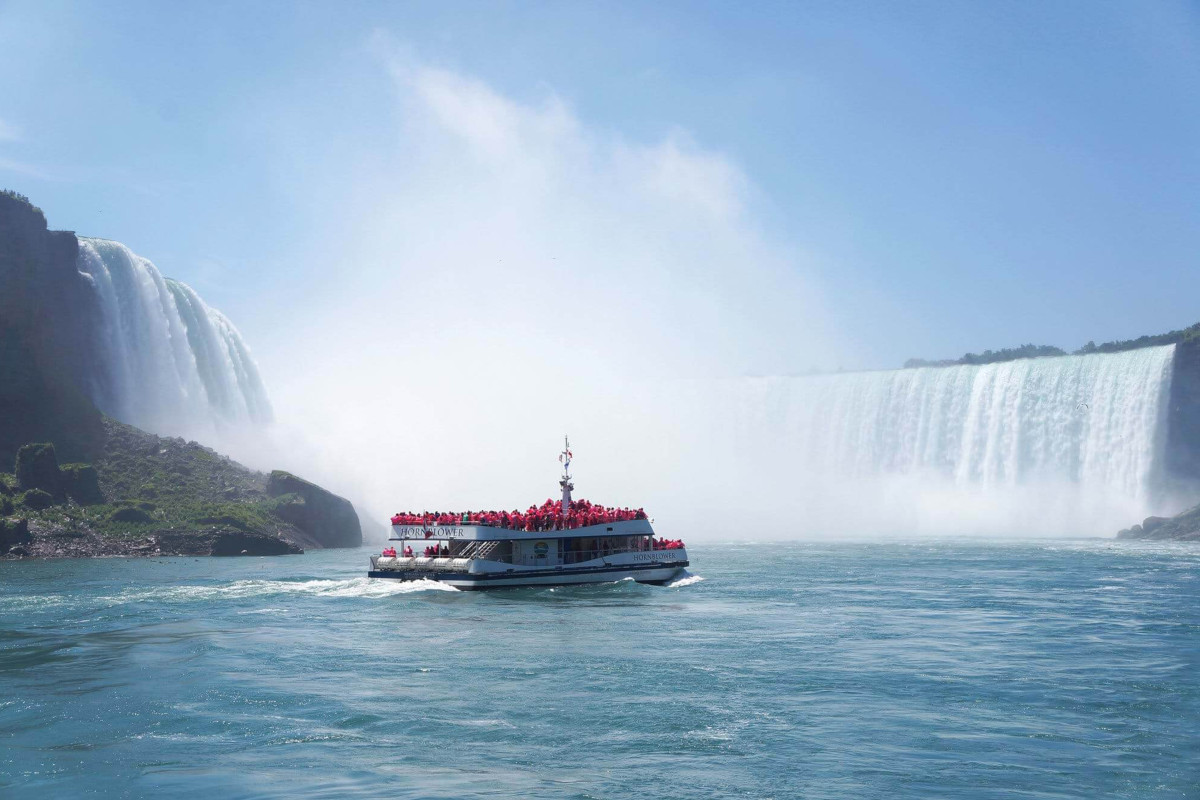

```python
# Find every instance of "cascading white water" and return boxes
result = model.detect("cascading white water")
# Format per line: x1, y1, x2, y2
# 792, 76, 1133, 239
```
750, 345, 1176, 501
656, 345, 1179, 536
75, 237, 272, 435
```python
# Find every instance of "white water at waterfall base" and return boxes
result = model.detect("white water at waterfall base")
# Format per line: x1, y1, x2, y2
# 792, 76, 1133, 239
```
548, 346, 1182, 540
60, 236, 1187, 540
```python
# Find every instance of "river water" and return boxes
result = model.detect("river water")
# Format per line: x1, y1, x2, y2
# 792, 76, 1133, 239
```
2, 540, 1198, 798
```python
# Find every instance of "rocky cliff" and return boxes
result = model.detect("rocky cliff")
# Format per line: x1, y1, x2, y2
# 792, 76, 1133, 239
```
0, 190, 104, 469
1117, 508, 1200, 542
1165, 338, 1200, 482
267, 470, 362, 549
0, 190, 362, 558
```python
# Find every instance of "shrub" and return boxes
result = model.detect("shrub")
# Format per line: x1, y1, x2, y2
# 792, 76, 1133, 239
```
109, 506, 154, 524
189, 503, 272, 534
20, 488, 53, 510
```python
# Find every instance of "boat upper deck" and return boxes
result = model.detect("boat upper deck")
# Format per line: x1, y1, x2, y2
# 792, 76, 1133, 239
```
389, 518, 654, 542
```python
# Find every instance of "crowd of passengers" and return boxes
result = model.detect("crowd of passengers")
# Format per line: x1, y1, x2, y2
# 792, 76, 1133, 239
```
380, 545, 442, 558
389, 498, 648, 532
380, 536, 683, 559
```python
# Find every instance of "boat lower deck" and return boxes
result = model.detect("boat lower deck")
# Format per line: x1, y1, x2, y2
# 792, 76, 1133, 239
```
368, 560, 687, 589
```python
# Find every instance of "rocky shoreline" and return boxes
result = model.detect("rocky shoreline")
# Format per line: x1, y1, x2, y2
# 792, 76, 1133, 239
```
0, 421, 361, 561
2, 518, 304, 560
1117, 506, 1200, 542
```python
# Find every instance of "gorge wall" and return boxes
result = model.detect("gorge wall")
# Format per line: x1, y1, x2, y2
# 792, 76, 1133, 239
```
0, 192, 103, 468
0, 190, 360, 552
1164, 338, 1200, 483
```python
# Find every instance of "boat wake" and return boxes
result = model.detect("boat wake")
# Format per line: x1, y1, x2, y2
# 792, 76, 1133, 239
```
103, 577, 458, 605
666, 571, 705, 588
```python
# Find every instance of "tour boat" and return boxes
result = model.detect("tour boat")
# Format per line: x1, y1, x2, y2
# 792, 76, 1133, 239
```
368, 439, 688, 590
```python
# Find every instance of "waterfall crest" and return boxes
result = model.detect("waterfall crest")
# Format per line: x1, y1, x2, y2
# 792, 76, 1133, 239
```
75, 237, 272, 435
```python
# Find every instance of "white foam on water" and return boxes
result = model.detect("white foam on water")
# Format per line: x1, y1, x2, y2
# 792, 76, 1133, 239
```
667, 572, 705, 588
101, 576, 457, 605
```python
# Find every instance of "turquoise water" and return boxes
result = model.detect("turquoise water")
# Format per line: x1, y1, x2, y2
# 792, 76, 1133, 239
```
2, 540, 1198, 799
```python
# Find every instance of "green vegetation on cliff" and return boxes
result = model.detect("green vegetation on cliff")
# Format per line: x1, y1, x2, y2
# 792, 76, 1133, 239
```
904, 322, 1200, 369
0, 421, 363, 557
1075, 321, 1200, 356
905, 344, 1067, 369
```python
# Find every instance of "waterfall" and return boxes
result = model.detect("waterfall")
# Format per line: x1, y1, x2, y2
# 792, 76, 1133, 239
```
665, 346, 1179, 535
75, 237, 272, 435
760, 346, 1175, 500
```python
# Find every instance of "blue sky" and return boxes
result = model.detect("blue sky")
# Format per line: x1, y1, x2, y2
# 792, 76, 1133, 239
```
2, 0, 1199, 373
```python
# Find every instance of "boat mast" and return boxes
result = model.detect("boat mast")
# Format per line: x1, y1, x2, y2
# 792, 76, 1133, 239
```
559, 435, 574, 508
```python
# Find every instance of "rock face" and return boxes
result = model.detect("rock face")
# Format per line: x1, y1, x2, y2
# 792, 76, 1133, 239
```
60, 463, 104, 505
0, 191, 104, 470
1117, 508, 1200, 541
10, 442, 104, 506
16, 442, 62, 495
1165, 338, 1200, 482
267, 470, 362, 549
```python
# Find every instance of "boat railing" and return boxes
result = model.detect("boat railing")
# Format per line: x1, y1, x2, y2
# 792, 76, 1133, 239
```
390, 518, 647, 533
372, 555, 473, 573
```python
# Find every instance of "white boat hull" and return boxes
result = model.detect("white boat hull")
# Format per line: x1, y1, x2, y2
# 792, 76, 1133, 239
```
368, 550, 689, 590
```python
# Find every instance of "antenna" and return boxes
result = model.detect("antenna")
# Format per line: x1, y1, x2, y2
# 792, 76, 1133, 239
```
558, 435, 574, 507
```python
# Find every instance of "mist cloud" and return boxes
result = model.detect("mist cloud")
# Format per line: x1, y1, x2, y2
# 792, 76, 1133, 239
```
243, 39, 842, 533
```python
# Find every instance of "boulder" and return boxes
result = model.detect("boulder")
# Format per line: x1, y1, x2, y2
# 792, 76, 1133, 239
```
109, 506, 154, 524
60, 463, 104, 505
266, 470, 361, 548
1118, 505, 1200, 541
20, 488, 53, 510
1140, 516, 1169, 535
15, 442, 60, 496
0, 517, 31, 553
